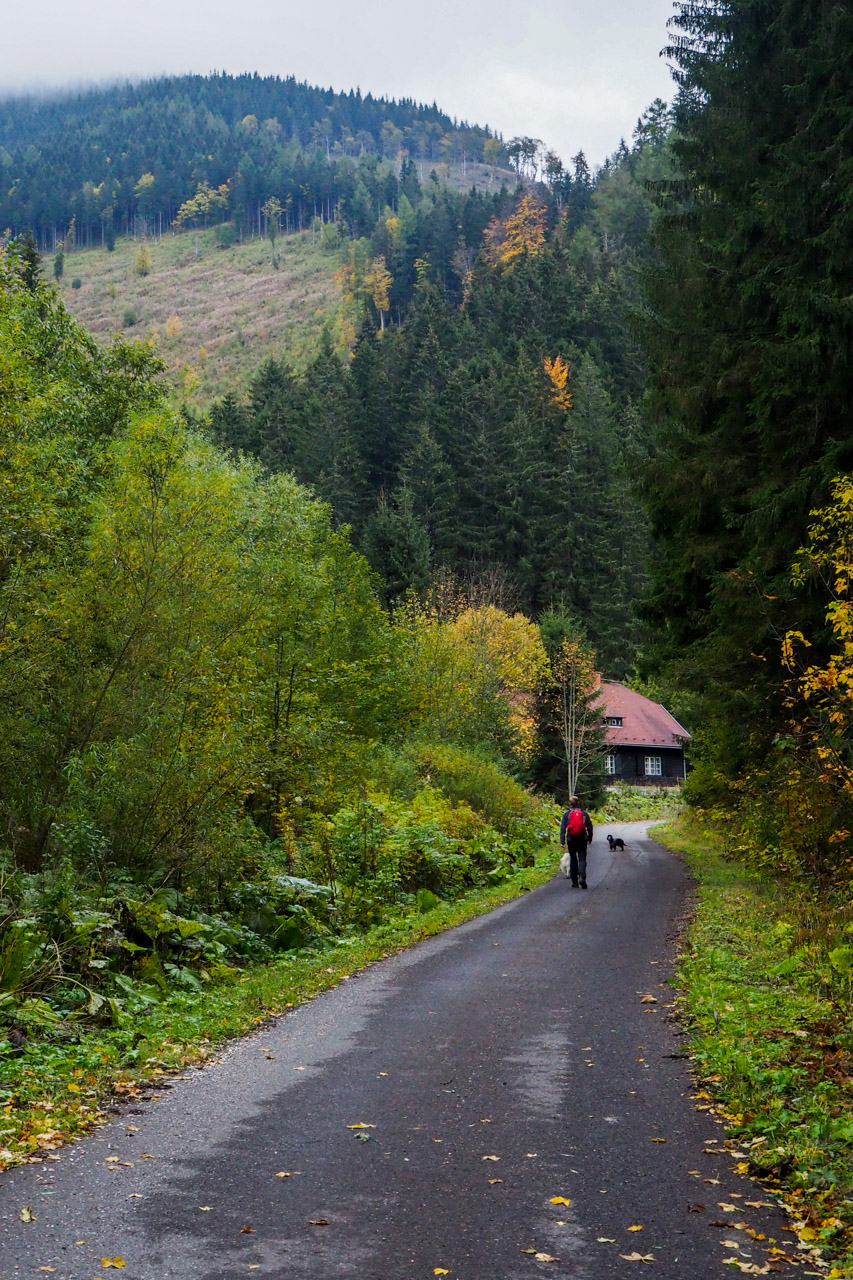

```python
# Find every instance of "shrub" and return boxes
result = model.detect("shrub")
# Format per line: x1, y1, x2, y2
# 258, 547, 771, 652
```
71, 277, 82, 290
401, 742, 538, 828
121, 305, 137, 327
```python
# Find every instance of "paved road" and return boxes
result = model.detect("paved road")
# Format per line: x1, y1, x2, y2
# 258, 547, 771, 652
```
0, 823, 795, 1279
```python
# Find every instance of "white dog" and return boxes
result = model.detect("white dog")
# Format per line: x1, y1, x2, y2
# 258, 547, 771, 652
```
559, 849, 572, 878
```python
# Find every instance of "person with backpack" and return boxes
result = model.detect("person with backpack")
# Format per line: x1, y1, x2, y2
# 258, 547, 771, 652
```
559, 796, 594, 889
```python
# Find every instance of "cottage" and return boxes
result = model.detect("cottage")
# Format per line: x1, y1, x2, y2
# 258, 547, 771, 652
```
599, 681, 690, 786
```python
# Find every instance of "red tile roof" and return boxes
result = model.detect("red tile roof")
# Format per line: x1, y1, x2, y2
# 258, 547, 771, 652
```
599, 682, 690, 749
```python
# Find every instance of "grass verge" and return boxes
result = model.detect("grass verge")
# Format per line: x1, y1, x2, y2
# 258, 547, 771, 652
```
0, 846, 557, 1174
656, 814, 853, 1277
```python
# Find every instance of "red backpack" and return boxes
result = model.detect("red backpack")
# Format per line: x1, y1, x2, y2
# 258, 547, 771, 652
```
567, 808, 585, 837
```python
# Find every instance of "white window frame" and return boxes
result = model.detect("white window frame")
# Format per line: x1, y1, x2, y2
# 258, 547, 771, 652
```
605, 754, 617, 775
644, 755, 662, 777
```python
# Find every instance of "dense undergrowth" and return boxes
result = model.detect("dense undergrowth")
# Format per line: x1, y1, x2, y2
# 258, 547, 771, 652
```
658, 813, 853, 1277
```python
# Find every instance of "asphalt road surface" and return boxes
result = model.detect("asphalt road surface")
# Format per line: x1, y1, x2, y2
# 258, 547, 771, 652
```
0, 823, 798, 1279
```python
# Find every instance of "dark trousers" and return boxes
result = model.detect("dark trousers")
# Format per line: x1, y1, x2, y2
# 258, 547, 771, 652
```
567, 837, 588, 885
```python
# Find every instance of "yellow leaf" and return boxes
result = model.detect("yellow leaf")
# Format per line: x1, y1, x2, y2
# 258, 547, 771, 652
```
488, 1178, 503, 1185
534, 1253, 559, 1263
101, 1261, 126, 1270
19, 1206, 36, 1222
718, 1203, 737, 1212
434, 1270, 450, 1276
628, 1224, 643, 1232
199, 1206, 212, 1211
597, 1237, 616, 1243
549, 1197, 572, 1206
620, 1253, 655, 1263
481, 1155, 500, 1161
346, 1123, 376, 1129
651, 1137, 666, 1143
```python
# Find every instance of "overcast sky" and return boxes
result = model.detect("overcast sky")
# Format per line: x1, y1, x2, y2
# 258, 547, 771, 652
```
0, 0, 676, 166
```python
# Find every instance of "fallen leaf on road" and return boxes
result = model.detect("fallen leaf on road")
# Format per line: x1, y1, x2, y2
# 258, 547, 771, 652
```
638, 994, 657, 1003
719, 1203, 738, 1212
39, 1268, 56, 1272
434, 1270, 450, 1276
526, 1152, 538, 1158
597, 1237, 617, 1243
482, 1155, 500, 1161
20, 1206, 36, 1222
721, 1239, 744, 1249
549, 1197, 571, 1206
240, 1225, 254, 1233
308, 1219, 329, 1226
534, 1253, 559, 1263
628, 1225, 643, 1232
127, 1194, 143, 1199
688, 1170, 702, 1176
101, 1261, 126, 1270
704, 1178, 721, 1185
346, 1123, 376, 1129
620, 1253, 655, 1263
688, 1204, 705, 1212
744, 1201, 771, 1209
488, 1179, 503, 1185
199, 1206, 212, 1211
651, 1138, 666, 1143
722, 1260, 770, 1274
140, 1153, 154, 1159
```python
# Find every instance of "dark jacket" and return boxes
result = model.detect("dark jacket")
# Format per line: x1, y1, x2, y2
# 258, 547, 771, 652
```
560, 808, 593, 845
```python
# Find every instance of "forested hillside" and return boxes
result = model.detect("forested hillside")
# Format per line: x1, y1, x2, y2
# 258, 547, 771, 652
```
0, 72, 511, 249
204, 109, 672, 675
6, 76, 671, 675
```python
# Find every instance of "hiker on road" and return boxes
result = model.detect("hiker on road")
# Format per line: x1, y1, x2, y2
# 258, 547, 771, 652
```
560, 796, 594, 889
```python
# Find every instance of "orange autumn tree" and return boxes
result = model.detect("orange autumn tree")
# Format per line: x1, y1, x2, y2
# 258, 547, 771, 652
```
483, 194, 547, 269
544, 354, 572, 412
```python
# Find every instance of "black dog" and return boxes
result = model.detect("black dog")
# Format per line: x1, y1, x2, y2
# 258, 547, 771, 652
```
606, 834, 625, 851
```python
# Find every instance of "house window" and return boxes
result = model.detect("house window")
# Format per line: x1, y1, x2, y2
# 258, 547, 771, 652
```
644, 756, 662, 777
605, 754, 617, 776
605, 716, 623, 727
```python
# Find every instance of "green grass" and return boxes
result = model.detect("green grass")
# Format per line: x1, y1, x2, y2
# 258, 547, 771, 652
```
657, 814, 853, 1276
54, 226, 343, 405
0, 844, 558, 1173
